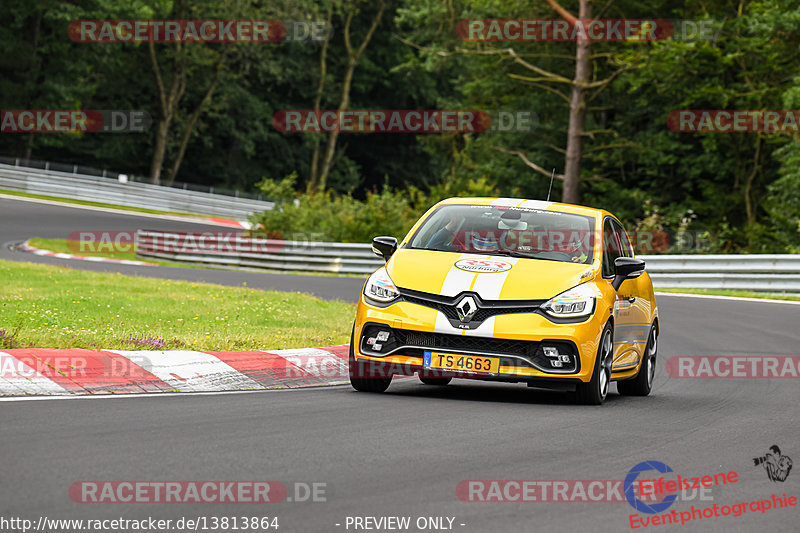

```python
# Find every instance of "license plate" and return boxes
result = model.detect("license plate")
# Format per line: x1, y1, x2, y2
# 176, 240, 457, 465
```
423, 351, 499, 374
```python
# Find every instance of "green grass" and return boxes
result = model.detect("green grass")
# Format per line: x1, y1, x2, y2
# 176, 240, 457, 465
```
0, 188, 212, 218
0, 259, 355, 351
656, 287, 800, 301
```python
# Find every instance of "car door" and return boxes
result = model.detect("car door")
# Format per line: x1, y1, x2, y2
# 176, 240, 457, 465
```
602, 218, 633, 368
609, 219, 651, 368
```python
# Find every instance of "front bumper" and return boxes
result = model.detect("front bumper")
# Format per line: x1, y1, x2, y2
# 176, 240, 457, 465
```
354, 295, 611, 383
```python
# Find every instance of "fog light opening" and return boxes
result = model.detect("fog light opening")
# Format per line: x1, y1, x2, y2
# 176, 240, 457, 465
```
365, 329, 392, 352
541, 344, 573, 369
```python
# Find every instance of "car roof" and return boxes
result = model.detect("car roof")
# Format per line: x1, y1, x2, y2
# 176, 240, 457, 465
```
435, 197, 614, 221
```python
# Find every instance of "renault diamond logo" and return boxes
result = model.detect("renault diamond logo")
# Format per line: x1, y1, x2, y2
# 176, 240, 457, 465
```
456, 296, 478, 323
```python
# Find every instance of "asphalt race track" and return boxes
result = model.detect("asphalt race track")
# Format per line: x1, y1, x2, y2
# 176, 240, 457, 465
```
1, 197, 798, 532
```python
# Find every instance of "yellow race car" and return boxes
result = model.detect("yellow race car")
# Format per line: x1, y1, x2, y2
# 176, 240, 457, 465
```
349, 197, 659, 405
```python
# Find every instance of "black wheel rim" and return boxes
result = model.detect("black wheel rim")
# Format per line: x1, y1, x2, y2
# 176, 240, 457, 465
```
599, 329, 613, 399
646, 327, 657, 389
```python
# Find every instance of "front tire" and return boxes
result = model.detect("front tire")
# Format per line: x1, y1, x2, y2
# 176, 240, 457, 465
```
617, 324, 657, 397
575, 323, 613, 405
349, 327, 392, 393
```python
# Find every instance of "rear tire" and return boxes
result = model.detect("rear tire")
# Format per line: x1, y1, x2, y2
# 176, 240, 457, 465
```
575, 323, 613, 405
349, 326, 392, 393
617, 324, 657, 397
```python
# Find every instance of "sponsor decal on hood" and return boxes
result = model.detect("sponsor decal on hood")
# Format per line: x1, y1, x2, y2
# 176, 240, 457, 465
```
454, 258, 513, 273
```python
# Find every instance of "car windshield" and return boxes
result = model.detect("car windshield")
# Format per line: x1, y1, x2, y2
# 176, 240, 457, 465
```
408, 204, 596, 264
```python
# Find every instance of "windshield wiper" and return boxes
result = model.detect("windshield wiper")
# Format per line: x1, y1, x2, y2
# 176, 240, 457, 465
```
481, 250, 535, 259
482, 250, 568, 263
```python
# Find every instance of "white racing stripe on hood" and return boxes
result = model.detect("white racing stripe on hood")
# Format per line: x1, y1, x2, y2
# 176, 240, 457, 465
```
469, 257, 518, 300
463, 257, 517, 337
433, 255, 517, 337
435, 253, 475, 334
433, 309, 455, 334
439, 253, 477, 297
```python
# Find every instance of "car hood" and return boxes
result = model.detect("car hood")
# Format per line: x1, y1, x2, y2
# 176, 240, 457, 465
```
386, 249, 597, 301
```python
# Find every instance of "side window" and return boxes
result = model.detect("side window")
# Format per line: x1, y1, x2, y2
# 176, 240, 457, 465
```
611, 220, 634, 258
602, 219, 623, 277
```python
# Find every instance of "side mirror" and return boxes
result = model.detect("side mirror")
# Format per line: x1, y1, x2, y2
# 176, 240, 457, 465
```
612, 257, 645, 291
372, 236, 398, 261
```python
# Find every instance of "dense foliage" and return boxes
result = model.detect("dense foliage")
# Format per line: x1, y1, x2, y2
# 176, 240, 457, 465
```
1, 0, 798, 251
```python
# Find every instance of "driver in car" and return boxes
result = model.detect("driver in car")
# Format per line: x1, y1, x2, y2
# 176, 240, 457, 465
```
425, 213, 462, 251
550, 220, 589, 263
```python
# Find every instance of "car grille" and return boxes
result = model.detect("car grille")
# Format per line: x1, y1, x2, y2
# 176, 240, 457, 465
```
398, 288, 544, 324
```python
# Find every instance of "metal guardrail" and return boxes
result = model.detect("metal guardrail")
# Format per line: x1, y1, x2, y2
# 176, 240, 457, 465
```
0, 163, 274, 220
641, 254, 800, 293
136, 230, 383, 274
0, 156, 268, 201
135, 231, 800, 292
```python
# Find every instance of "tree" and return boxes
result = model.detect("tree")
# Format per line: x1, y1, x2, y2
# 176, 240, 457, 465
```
308, 0, 386, 192
395, 0, 626, 203
147, 0, 225, 185
544, 0, 590, 204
